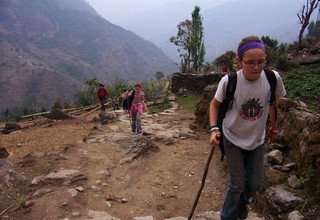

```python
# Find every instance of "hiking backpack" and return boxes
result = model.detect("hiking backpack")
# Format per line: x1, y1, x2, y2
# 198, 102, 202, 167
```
217, 69, 277, 161
128, 90, 135, 109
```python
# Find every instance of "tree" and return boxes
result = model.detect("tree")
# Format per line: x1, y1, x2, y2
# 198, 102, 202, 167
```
307, 20, 320, 38
3, 108, 11, 122
75, 77, 102, 107
154, 71, 165, 81
297, 0, 320, 49
170, 19, 192, 72
261, 36, 279, 50
170, 6, 206, 73
22, 106, 30, 116
215, 50, 236, 72
190, 6, 205, 71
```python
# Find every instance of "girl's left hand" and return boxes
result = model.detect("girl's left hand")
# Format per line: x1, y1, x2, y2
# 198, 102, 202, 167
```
267, 128, 278, 143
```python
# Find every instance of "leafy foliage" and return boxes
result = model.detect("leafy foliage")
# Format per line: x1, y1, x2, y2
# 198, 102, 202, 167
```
108, 78, 129, 99
142, 80, 169, 102
190, 6, 205, 71
51, 100, 63, 110
147, 97, 172, 114
261, 36, 279, 50
307, 20, 320, 38
154, 71, 165, 81
214, 50, 237, 72
170, 6, 206, 73
74, 77, 101, 107
283, 68, 320, 110
18, 194, 27, 208
261, 36, 298, 71
176, 93, 202, 113
170, 19, 192, 72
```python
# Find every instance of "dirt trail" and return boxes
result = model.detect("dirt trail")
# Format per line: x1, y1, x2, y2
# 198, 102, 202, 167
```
1, 107, 228, 219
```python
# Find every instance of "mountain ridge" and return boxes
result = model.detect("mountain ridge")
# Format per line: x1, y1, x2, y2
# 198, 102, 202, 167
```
0, 0, 176, 113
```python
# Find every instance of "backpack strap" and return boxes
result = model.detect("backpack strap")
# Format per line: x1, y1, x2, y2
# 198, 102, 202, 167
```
217, 73, 237, 161
226, 73, 237, 102
264, 69, 277, 104
217, 73, 237, 127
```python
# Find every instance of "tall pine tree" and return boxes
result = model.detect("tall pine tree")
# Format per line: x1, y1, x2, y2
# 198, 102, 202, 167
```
190, 6, 205, 72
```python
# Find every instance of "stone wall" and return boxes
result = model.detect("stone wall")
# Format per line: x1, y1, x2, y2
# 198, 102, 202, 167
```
171, 72, 222, 94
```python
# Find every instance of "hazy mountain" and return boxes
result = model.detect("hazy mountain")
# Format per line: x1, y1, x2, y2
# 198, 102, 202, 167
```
203, 0, 305, 59
0, 0, 176, 112
114, 0, 306, 61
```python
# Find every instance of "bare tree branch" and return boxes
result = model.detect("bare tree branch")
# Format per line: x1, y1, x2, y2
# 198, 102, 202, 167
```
297, 0, 320, 49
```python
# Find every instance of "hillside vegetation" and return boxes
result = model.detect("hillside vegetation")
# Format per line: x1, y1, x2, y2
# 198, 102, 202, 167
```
0, 0, 176, 113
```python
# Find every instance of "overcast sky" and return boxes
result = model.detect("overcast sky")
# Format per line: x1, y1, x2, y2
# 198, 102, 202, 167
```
86, 0, 172, 24
86, 0, 235, 25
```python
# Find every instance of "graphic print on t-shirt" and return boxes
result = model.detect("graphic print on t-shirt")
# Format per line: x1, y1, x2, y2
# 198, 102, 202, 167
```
240, 98, 263, 121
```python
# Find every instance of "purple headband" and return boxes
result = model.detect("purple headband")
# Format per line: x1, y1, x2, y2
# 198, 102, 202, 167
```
237, 41, 265, 56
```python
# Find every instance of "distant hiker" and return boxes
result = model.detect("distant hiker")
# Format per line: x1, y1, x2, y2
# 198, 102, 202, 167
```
97, 83, 109, 111
221, 63, 228, 73
112, 97, 118, 111
128, 82, 148, 133
208, 35, 286, 219
112, 94, 122, 111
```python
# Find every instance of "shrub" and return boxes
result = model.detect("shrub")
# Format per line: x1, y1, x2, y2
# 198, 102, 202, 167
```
176, 93, 202, 113
108, 78, 129, 99
283, 68, 320, 110
275, 54, 299, 71
142, 80, 169, 102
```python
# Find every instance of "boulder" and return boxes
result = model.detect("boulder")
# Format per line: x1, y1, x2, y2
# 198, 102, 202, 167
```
0, 158, 28, 188
45, 109, 73, 120
266, 186, 303, 214
2, 123, 21, 134
0, 147, 9, 158
45, 169, 86, 185
99, 111, 117, 124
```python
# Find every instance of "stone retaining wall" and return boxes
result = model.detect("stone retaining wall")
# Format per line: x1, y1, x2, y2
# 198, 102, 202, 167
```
171, 72, 222, 93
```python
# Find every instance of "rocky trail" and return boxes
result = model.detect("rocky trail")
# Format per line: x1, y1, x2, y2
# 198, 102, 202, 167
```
0, 101, 265, 220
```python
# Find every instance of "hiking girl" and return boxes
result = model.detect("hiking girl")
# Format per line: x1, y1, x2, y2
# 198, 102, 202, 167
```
209, 35, 286, 219
128, 82, 148, 133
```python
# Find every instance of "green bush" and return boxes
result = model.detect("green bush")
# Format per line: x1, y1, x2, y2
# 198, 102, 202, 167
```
74, 77, 100, 107
108, 78, 129, 99
18, 194, 27, 208
148, 97, 172, 114
176, 93, 202, 113
284, 68, 320, 110
275, 54, 299, 71
142, 80, 169, 102
214, 50, 236, 72
74, 90, 96, 107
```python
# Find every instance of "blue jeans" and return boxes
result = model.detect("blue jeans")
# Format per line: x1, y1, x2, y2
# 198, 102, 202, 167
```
131, 109, 141, 132
221, 136, 264, 220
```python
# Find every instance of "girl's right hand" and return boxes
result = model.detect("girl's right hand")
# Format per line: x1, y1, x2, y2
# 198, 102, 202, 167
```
209, 131, 221, 146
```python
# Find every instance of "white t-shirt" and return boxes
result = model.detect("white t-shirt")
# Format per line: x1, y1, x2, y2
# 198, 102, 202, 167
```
214, 69, 287, 150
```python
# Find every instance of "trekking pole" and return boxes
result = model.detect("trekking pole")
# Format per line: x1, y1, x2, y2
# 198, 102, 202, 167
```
188, 145, 216, 220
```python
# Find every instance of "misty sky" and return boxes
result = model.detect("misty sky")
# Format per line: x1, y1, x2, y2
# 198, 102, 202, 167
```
86, 0, 235, 25
86, 0, 172, 24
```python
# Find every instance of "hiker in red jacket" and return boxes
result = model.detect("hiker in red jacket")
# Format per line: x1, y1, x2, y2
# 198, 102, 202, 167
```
97, 83, 109, 111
